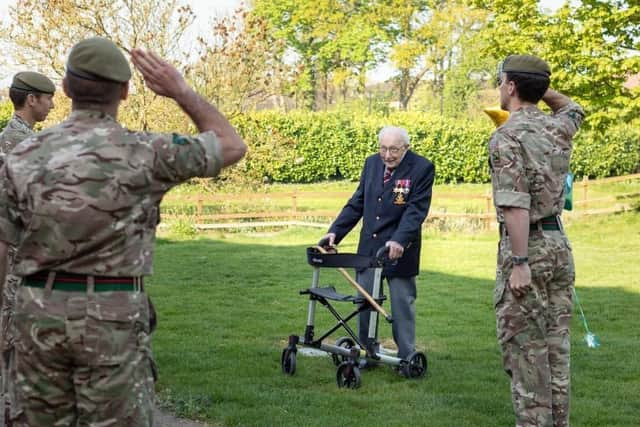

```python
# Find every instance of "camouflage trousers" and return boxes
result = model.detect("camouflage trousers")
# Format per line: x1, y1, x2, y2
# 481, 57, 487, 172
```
494, 230, 574, 427
1, 248, 20, 427
11, 285, 156, 427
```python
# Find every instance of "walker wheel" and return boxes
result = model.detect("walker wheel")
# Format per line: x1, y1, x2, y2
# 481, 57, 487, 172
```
400, 351, 427, 379
332, 337, 356, 366
336, 361, 361, 389
281, 347, 297, 375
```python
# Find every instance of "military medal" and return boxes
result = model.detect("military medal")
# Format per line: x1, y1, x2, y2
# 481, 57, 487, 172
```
392, 179, 410, 205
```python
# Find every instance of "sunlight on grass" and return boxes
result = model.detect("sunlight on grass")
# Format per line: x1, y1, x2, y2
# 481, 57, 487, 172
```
149, 210, 639, 426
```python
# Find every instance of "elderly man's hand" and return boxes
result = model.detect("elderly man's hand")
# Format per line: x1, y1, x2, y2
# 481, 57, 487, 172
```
386, 240, 404, 260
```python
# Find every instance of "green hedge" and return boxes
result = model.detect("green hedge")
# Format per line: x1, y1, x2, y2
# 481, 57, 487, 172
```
0, 101, 12, 130
572, 124, 640, 178
231, 111, 493, 184
1, 101, 637, 182
231, 111, 640, 184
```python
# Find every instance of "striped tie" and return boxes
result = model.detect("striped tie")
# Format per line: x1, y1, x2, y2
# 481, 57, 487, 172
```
383, 168, 393, 184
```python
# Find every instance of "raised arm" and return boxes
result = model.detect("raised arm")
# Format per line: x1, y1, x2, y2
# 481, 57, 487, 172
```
131, 49, 247, 167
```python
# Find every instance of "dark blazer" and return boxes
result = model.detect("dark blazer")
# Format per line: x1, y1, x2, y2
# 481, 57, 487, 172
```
329, 150, 435, 277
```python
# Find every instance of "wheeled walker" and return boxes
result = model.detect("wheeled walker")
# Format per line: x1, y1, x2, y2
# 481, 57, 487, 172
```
281, 245, 427, 388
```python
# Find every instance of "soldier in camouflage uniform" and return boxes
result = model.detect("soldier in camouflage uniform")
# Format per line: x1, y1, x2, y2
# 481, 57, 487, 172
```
0, 37, 246, 427
0, 72, 55, 427
0, 71, 55, 161
490, 55, 585, 427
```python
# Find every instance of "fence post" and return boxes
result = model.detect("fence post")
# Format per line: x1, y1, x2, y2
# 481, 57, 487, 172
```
291, 193, 298, 221
197, 197, 203, 224
485, 194, 492, 230
582, 176, 589, 210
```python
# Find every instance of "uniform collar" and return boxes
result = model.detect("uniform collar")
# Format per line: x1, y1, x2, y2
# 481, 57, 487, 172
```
12, 113, 33, 130
69, 109, 117, 123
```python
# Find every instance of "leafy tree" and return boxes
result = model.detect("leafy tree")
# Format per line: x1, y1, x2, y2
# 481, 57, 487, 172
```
250, 0, 385, 110
476, 0, 640, 132
188, 8, 293, 115
0, 0, 195, 131
377, 0, 487, 110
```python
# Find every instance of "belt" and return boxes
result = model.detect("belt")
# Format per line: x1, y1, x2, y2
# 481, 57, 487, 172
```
24, 271, 142, 292
500, 215, 562, 236
533, 215, 562, 231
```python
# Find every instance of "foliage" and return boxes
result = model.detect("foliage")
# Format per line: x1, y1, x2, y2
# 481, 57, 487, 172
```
0, 0, 195, 131
227, 111, 492, 184
250, 0, 386, 110
0, 101, 12, 130
382, 0, 489, 111
572, 123, 640, 178
188, 9, 293, 115
476, 0, 640, 133
165, 218, 197, 240
225, 111, 639, 185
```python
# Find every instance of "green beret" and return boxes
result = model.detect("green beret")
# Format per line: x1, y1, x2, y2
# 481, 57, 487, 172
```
501, 55, 551, 77
66, 37, 131, 83
10, 71, 55, 94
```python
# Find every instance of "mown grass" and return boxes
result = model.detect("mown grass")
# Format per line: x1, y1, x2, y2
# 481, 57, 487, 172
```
147, 210, 640, 426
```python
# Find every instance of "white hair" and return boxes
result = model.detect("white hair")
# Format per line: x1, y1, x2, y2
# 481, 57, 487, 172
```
378, 126, 410, 146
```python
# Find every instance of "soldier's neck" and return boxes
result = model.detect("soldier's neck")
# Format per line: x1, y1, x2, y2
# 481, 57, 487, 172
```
71, 103, 119, 120
14, 110, 36, 129
506, 98, 536, 113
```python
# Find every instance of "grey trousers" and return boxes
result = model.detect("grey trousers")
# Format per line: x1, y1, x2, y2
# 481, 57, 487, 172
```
356, 269, 417, 359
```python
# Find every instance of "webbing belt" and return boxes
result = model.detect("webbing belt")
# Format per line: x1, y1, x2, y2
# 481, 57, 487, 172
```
24, 271, 142, 292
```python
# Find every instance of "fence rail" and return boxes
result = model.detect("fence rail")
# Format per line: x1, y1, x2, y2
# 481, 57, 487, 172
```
160, 173, 640, 230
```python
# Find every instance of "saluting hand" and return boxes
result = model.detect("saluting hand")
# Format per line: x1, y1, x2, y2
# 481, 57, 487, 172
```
131, 48, 190, 100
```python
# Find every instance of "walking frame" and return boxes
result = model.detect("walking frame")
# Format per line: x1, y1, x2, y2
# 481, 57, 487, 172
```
281, 242, 427, 388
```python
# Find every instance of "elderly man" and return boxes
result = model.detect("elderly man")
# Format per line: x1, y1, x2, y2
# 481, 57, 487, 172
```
322, 126, 435, 362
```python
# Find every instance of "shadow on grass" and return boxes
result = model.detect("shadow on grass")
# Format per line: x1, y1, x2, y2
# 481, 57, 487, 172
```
147, 238, 640, 427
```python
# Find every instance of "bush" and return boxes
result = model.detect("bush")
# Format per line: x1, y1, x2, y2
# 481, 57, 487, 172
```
226, 111, 638, 185
166, 218, 197, 239
230, 111, 493, 184
0, 101, 13, 130
572, 125, 640, 178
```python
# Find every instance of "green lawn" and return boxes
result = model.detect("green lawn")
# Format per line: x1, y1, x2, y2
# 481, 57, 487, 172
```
147, 211, 640, 426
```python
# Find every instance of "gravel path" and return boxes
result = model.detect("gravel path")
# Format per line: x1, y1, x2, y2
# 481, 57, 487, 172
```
153, 406, 210, 427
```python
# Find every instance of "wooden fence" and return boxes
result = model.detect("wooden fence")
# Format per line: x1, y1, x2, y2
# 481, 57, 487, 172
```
160, 173, 640, 230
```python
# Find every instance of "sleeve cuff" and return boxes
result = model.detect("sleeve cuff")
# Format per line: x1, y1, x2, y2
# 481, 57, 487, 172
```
198, 131, 223, 177
494, 191, 531, 209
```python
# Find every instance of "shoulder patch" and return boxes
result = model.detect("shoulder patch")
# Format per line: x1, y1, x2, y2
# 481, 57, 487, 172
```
172, 133, 189, 145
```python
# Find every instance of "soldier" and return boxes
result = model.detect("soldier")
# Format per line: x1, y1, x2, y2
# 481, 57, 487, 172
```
0, 37, 246, 427
0, 71, 55, 427
490, 54, 585, 427
0, 71, 55, 159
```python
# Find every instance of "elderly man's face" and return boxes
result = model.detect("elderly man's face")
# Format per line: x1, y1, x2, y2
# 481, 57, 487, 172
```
379, 133, 407, 169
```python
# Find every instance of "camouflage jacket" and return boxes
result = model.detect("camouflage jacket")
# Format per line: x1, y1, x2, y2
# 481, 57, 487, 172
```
0, 109, 222, 277
489, 102, 585, 223
0, 113, 34, 168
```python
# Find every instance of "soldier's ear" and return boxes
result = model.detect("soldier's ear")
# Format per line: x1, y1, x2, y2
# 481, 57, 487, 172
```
25, 93, 37, 107
62, 77, 71, 98
120, 81, 129, 101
